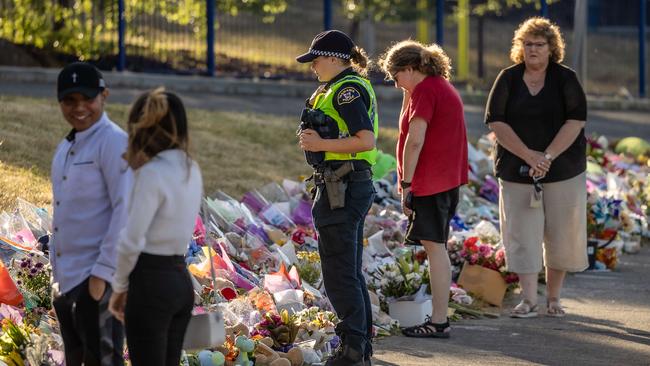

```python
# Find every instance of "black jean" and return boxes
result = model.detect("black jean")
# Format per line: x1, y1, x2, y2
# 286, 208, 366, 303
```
52, 277, 124, 366
124, 253, 194, 366
312, 176, 375, 356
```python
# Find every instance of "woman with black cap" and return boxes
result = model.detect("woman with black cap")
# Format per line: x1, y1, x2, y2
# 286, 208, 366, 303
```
296, 30, 378, 366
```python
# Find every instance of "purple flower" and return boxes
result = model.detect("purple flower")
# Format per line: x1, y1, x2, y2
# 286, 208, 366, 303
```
30, 268, 38, 275
20, 260, 28, 268
35, 262, 44, 269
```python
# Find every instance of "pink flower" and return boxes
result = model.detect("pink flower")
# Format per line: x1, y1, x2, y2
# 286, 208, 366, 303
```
496, 249, 505, 261
479, 245, 493, 258
470, 254, 479, 264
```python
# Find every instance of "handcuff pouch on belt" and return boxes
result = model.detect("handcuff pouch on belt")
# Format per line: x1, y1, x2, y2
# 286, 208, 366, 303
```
313, 162, 354, 209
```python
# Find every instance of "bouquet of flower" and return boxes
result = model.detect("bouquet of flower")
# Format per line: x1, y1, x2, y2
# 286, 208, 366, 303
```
295, 251, 321, 287
0, 317, 30, 366
0, 304, 63, 366
369, 251, 430, 301
586, 135, 610, 167
458, 237, 518, 284
587, 195, 622, 239
294, 306, 338, 350
11, 254, 52, 310
251, 310, 299, 349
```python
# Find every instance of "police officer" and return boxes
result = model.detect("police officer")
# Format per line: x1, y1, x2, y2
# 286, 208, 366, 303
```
296, 30, 378, 366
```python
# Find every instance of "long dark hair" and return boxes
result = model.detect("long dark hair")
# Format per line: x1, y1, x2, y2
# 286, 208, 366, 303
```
124, 87, 190, 170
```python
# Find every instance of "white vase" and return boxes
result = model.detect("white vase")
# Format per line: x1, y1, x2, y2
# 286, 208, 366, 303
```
388, 299, 432, 328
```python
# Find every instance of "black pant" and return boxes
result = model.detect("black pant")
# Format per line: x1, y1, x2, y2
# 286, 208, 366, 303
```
52, 278, 124, 366
125, 253, 194, 366
312, 177, 375, 356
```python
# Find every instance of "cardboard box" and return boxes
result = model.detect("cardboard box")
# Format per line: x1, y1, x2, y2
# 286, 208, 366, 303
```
388, 299, 432, 327
457, 263, 507, 307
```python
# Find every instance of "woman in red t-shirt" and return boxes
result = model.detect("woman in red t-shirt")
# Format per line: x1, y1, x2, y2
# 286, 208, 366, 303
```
379, 40, 468, 338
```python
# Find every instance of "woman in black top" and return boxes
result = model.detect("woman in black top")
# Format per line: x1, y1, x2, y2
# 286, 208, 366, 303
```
485, 17, 588, 318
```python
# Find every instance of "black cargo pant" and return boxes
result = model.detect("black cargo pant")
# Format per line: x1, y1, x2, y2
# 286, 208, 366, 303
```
312, 171, 375, 356
52, 277, 124, 366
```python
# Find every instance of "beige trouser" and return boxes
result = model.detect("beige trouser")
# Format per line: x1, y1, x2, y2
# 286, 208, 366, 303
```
498, 172, 588, 273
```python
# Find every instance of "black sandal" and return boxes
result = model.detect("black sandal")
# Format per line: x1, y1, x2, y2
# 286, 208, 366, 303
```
401, 316, 450, 338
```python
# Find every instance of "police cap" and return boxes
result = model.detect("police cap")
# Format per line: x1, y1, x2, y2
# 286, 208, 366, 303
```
296, 30, 355, 63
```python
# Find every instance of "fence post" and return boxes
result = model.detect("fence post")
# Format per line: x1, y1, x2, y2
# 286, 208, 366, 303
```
640, 0, 647, 98
457, 0, 469, 80
540, 0, 548, 18
436, 0, 444, 45
207, 0, 215, 76
117, 0, 126, 71
416, 0, 429, 43
323, 0, 332, 30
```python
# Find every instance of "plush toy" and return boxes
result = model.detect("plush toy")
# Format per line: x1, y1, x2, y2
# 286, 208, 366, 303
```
234, 335, 255, 366
225, 322, 250, 337
253, 343, 304, 366
197, 350, 225, 366
277, 348, 304, 366
211, 351, 225, 366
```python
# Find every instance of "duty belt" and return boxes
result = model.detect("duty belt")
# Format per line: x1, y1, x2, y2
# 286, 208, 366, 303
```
313, 161, 372, 186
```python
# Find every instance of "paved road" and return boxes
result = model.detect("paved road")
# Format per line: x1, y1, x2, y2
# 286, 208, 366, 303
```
1, 82, 648, 140
372, 245, 650, 366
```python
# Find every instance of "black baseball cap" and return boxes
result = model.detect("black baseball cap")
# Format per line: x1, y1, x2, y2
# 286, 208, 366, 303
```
296, 30, 355, 63
57, 62, 106, 101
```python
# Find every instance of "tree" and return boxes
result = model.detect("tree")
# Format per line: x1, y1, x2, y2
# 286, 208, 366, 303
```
0, 0, 293, 61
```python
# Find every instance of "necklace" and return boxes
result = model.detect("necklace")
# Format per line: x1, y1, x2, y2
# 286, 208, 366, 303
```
524, 73, 545, 87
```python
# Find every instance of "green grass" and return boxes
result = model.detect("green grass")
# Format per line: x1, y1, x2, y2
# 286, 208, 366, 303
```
0, 95, 398, 212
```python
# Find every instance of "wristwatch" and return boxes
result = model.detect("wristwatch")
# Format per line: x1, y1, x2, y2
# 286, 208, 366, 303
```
400, 181, 412, 189
544, 152, 553, 161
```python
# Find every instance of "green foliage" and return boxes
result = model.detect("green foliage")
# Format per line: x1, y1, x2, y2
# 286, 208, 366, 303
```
340, 0, 562, 22
0, 0, 292, 61
342, 0, 420, 22
470, 0, 560, 16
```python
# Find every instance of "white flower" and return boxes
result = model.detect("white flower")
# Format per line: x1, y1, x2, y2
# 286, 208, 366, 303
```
405, 272, 421, 283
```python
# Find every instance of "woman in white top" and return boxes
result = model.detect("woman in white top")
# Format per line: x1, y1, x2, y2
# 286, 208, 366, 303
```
108, 87, 203, 366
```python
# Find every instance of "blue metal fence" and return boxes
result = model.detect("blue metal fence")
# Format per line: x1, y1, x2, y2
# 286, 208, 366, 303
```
0, 0, 647, 96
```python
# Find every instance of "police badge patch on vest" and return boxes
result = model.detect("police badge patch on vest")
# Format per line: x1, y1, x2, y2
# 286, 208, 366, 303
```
337, 86, 361, 105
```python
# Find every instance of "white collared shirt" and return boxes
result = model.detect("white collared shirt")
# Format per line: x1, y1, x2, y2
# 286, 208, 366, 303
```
51, 112, 133, 294
112, 149, 203, 293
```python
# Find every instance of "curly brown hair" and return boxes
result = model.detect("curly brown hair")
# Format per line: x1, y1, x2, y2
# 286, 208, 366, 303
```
378, 39, 452, 81
510, 17, 565, 64
124, 87, 190, 170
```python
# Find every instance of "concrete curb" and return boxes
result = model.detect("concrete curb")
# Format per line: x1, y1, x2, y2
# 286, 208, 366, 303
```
1, 66, 648, 111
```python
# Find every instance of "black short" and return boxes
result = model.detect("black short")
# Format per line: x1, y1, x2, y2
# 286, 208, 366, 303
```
405, 186, 460, 246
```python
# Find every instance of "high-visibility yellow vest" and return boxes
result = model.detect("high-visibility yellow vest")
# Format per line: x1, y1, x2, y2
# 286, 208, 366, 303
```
312, 75, 379, 165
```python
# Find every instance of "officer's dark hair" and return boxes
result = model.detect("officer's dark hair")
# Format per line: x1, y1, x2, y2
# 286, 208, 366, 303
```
125, 87, 191, 170
345, 46, 370, 78
379, 39, 452, 81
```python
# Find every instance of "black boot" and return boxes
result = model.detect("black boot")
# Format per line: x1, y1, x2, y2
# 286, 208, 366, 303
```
325, 344, 365, 366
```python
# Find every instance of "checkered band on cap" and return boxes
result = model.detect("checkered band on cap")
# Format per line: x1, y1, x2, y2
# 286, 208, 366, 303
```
309, 49, 351, 60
